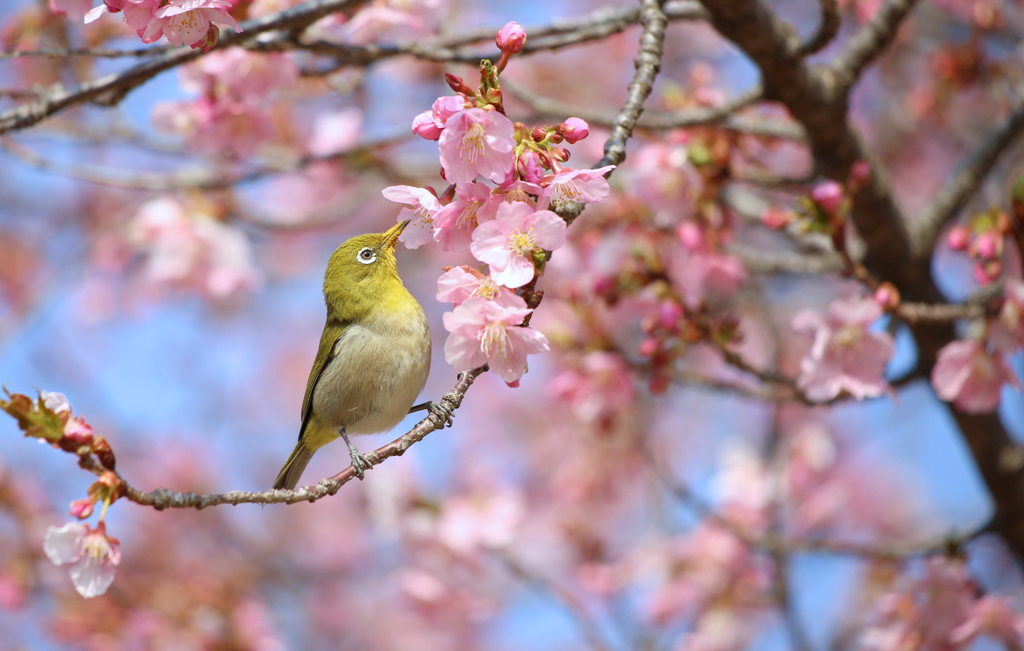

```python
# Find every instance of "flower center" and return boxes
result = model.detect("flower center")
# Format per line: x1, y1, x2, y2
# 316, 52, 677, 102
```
551, 179, 582, 207
505, 188, 534, 205
82, 534, 111, 562
414, 204, 434, 227
460, 123, 487, 164
457, 202, 481, 234
473, 277, 499, 300
832, 325, 862, 349
507, 228, 536, 256
478, 321, 509, 357
970, 352, 995, 379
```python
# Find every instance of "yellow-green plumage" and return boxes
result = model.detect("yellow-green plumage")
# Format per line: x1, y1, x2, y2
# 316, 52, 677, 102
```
273, 220, 431, 490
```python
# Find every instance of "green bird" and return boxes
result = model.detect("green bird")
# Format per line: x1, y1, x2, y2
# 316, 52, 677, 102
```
273, 220, 433, 490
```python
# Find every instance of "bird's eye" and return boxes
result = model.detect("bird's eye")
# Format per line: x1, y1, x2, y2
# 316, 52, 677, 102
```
357, 247, 377, 265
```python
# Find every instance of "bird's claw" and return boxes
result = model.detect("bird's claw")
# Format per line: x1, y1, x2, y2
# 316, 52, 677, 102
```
347, 445, 371, 480
429, 400, 454, 428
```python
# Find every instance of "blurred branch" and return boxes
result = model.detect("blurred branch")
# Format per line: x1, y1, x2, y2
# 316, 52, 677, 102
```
0, 45, 170, 60
0, 0, 373, 136
647, 451, 989, 561
498, 552, 618, 651
797, 0, 840, 56
596, 0, 668, 169
82, 368, 485, 509
829, 0, 920, 93
909, 89, 1024, 259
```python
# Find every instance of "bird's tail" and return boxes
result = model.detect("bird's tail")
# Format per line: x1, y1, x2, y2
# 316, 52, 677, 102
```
273, 442, 315, 490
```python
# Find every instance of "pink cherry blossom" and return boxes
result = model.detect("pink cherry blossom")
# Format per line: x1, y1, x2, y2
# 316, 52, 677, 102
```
148, 0, 240, 49
412, 95, 470, 141
668, 248, 747, 309
49, 0, 93, 21
791, 296, 895, 402
931, 339, 1021, 413
549, 351, 634, 422
436, 266, 524, 308
990, 277, 1024, 354
381, 185, 441, 249
43, 522, 121, 598
84, 0, 129, 25
947, 225, 970, 250
442, 297, 549, 383
810, 180, 844, 214
470, 201, 567, 288
516, 151, 544, 184
950, 596, 1024, 646
308, 108, 362, 157
537, 165, 615, 212
436, 489, 525, 554
433, 182, 492, 252
412, 111, 442, 140
438, 108, 516, 185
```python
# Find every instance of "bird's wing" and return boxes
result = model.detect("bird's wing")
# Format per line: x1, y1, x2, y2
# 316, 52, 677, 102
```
297, 316, 349, 442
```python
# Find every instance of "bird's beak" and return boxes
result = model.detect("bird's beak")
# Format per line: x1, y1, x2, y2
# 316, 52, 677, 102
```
383, 219, 410, 250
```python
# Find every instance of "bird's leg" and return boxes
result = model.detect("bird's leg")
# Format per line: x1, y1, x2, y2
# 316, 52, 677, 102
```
409, 401, 454, 427
339, 427, 371, 480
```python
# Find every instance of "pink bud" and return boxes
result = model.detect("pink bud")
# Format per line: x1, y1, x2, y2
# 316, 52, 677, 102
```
69, 498, 95, 519
444, 73, 475, 96
531, 127, 549, 142
517, 151, 544, 184
847, 160, 871, 190
973, 260, 1002, 284
505, 379, 521, 389
549, 147, 569, 162
411, 111, 442, 140
495, 22, 527, 54
639, 337, 660, 357
190, 24, 220, 52
974, 231, 1002, 259
677, 221, 704, 251
560, 117, 589, 144
810, 181, 844, 214
947, 226, 970, 251
873, 283, 900, 310
63, 417, 93, 445
761, 207, 793, 229
658, 301, 684, 329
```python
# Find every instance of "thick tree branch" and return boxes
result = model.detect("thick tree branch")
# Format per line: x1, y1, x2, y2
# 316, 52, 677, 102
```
910, 89, 1024, 259
797, 0, 840, 56
830, 0, 921, 93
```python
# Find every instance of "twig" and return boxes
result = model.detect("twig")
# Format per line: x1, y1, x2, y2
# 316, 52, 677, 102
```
597, 0, 668, 169
90, 368, 486, 510
498, 552, 618, 651
0, 46, 172, 60
909, 89, 1024, 259
797, 0, 840, 56
829, 0, 921, 93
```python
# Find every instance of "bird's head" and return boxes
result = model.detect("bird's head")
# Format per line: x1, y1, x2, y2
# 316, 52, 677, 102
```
323, 220, 411, 308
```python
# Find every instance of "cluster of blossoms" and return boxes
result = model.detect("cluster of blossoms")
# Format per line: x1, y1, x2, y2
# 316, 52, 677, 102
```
946, 195, 1018, 285
152, 47, 298, 158
0, 391, 123, 597
383, 22, 614, 384
861, 557, 1024, 651
127, 196, 263, 300
54, 0, 242, 51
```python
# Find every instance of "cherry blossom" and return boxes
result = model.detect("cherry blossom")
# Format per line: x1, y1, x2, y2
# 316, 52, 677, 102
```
560, 117, 590, 144
49, 0, 92, 21
308, 109, 363, 157
436, 489, 525, 554
88, 0, 240, 50
432, 182, 492, 252
950, 596, 1024, 647
791, 296, 895, 402
537, 165, 615, 212
495, 21, 526, 54
548, 351, 634, 422
931, 339, 1021, 413
442, 297, 549, 383
43, 522, 121, 598
412, 95, 469, 141
381, 186, 441, 249
438, 108, 516, 185
436, 266, 523, 308
470, 202, 566, 288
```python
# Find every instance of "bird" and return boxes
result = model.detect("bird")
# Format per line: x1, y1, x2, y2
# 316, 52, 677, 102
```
273, 219, 434, 490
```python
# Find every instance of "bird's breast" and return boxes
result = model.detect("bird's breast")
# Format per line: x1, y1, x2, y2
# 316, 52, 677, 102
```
311, 298, 431, 435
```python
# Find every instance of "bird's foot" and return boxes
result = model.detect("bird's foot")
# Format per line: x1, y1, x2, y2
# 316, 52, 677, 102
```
428, 400, 454, 428
347, 443, 371, 480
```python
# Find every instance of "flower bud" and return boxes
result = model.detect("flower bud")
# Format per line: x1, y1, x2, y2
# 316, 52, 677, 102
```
560, 117, 589, 144
549, 147, 570, 162
658, 301, 684, 329
531, 127, 549, 142
191, 24, 220, 53
847, 160, 871, 191
946, 226, 970, 251
639, 337, 660, 357
517, 151, 544, 184
873, 282, 901, 310
973, 260, 1002, 284
411, 110, 442, 140
69, 498, 95, 520
495, 22, 527, 54
761, 207, 794, 229
444, 73, 475, 96
810, 181, 844, 214
974, 231, 1002, 259
677, 221, 704, 251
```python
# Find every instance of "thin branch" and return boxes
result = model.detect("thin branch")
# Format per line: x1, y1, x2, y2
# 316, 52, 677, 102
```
728, 245, 843, 275
96, 368, 485, 510
497, 552, 618, 651
829, 0, 921, 93
597, 0, 669, 169
0, 46, 171, 60
797, 0, 840, 56
909, 89, 1024, 259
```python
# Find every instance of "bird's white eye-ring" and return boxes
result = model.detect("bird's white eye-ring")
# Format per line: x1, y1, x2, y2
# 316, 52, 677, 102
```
357, 247, 377, 265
